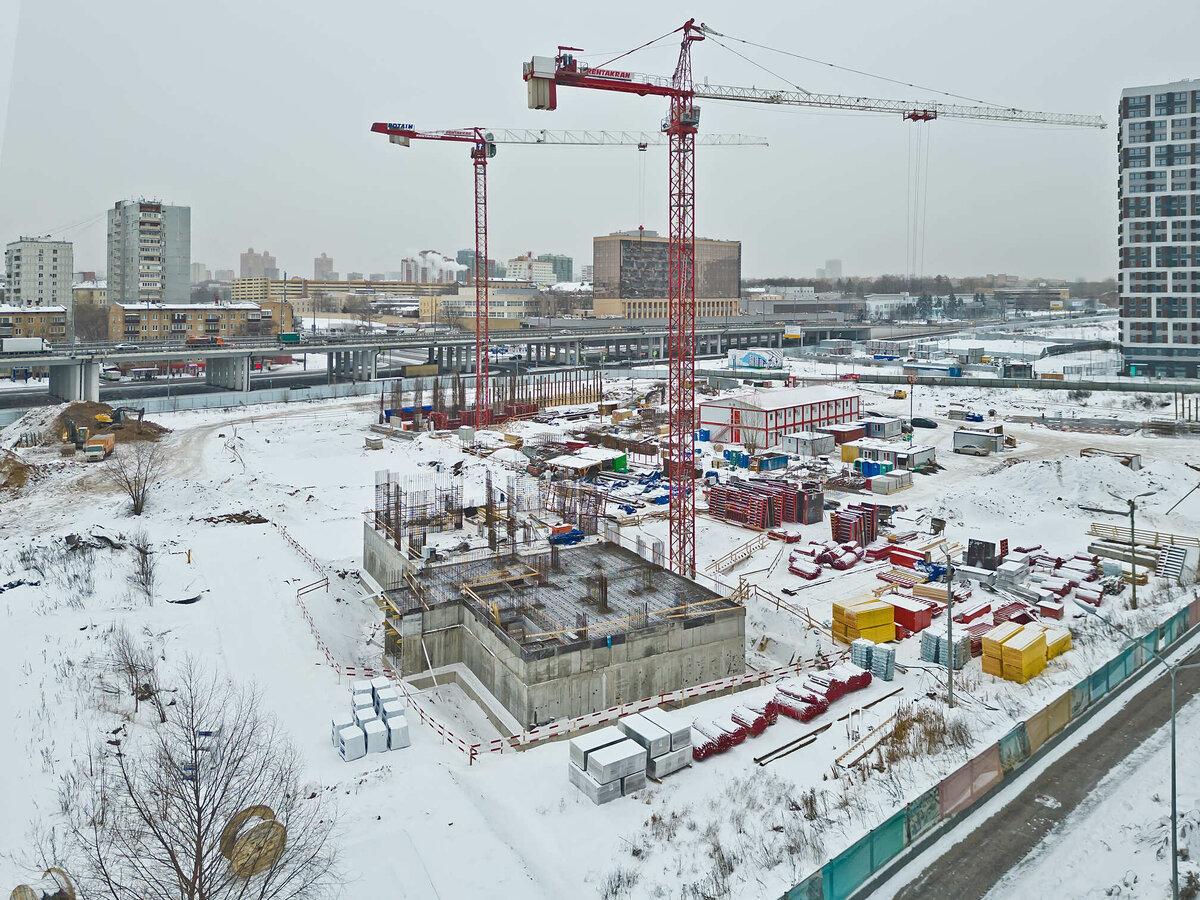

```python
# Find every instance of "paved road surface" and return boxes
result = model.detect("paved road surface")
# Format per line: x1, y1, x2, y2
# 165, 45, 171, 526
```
891, 642, 1200, 900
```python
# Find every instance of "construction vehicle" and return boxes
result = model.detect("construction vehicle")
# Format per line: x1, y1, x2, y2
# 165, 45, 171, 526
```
94, 407, 144, 429
186, 336, 224, 347
83, 433, 116, 462
890, 390, 908, 400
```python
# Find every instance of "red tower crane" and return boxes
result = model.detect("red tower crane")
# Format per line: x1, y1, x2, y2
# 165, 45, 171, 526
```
370, 122, 768, 431
523, 20, 1105, 579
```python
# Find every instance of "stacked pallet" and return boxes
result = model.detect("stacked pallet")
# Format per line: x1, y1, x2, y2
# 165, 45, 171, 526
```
620, 709, 692, 780
993, 600, 1035, 626
745, 477, 801, 522
830, 503, 879, 545
981, 621, 1022, 677
920, 629, 971, 670
829, 662, 873, 691
876, 568, 929, 589
706, 484, 777, 530
568, 727, 649, 803
1000, 624, 1048, 683
885, 594, 935, 633
871, 644, 896, 681
964, 620, 996, 657
889, 544, 929, 570
850, 638, 875, 669
833, 598, 896, 644
912, 582, 970, 603
952, 599, 992, 624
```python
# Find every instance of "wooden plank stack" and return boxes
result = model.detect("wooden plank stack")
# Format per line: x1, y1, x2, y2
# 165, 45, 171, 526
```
1000, 624, 1048, 683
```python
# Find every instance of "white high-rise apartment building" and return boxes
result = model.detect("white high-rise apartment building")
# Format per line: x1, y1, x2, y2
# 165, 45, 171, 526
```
505, 252, 556, 285
1118, 79, 1200, 377
107, 199, 191, 305
4, 237, 73, 308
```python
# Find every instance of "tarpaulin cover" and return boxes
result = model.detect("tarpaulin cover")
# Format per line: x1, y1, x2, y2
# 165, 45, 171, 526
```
1090, 665, 1110, 702
1070, 679, 1091, 718
939, 744, 1002, 818
822, 811, 906, 900
905, 787, 941, 844
1107, 647, 1135, 689
998, 723, 1031, 774
785, 870, 824, 900
1026, 692, 1071, 753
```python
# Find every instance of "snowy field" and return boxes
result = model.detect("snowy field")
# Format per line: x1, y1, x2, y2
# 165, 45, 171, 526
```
1, 367, 1198, 897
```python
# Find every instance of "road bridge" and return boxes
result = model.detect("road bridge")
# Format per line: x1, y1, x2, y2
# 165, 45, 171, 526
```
1, 322, 784, 403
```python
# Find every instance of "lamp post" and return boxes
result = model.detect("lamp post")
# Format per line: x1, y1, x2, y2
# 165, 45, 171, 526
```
941, 545, 955, 707
1082, 491, 1155, 610
1074, 598, 1200, 900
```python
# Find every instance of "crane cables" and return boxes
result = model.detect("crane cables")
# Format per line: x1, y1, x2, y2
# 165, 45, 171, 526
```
699, 25, 1009, 109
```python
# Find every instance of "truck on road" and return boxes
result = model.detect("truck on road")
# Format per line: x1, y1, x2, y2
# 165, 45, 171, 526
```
0, 337, 49, 353
278, 332, 308, 344
83, 433, 116, 462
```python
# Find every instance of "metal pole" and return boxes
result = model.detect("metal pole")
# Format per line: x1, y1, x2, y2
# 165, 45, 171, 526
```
1172, 669, 1178, 900
946, 562, 954, 707
1130, 500, 1138, 610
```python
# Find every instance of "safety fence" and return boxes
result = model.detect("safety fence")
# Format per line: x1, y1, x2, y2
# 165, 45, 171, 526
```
783, 598, 1200, 900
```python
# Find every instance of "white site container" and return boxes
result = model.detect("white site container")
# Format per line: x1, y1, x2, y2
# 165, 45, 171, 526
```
331, 714, 354, 748
387, 715, 411, 750
618, 713, 671, 759
363, 719, 389, 754
568, 761, 621, 805
639, 707, 692, 752
648, 745, 692, 779
338, 725, 366, 762
568, 726, 625, 771
350, 679, 374, 695
379, 699, 405, 721
587, 739, 647, 785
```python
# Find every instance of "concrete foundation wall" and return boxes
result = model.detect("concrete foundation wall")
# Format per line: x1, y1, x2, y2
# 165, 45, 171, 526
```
368, 528, 746, 728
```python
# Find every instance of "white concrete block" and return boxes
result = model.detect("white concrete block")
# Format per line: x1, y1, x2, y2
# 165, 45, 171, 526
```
622, 770, 647, 795
568, 761, 621, 805
331, 714, 354, 748
353, 705, 379, 727
568, 726, 625, 771
369, 675, 391, 697
640, 707, 692, 751
374, 687, 400, 713
587, 739, 647, 784
352, 692, 374, 712
618, 713, 671, 758
379, 699, 405, 721
387, 715, 411, 750
350, 679, 373, 695
648, 745, 692, 779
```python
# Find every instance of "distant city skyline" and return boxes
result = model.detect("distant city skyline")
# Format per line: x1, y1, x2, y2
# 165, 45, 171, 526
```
3, 2, 1193, 282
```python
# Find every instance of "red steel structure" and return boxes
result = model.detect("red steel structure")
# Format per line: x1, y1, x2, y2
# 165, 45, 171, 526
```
523, 20, 1104, 579
371, 124, 496, 428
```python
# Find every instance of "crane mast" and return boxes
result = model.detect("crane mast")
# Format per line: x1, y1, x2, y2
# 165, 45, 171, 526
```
523, 21, 1105, 580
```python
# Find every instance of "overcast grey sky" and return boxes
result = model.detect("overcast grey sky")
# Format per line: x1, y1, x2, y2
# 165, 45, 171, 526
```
1, 1, 1195, 281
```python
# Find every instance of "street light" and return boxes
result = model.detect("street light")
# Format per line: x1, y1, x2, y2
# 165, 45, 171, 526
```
1074, 598, 1200, 900
1080, 490, 1156, 610
941, 544, 956, 707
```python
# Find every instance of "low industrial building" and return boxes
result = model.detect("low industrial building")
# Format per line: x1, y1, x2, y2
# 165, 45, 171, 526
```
699, 385, 860, 448
843, 438, 937, 470
954, 429, 1005, 453
363, 472, 745, 728
779, 430, 835, 457
0, 305, 68, 343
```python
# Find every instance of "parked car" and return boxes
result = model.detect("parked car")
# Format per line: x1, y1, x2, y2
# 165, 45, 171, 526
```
911, 417, 938, 429
112, 342, 138, 351
954, 445, 990, 457
837, 373, 860, 381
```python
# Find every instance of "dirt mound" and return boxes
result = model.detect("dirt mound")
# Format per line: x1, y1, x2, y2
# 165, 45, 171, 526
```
201, 511, 269, 525
49, 402, 170, 445
0, 450, 32, 490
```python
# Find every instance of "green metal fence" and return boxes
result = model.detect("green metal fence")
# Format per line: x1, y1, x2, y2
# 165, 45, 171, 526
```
780, 603, 1198, 899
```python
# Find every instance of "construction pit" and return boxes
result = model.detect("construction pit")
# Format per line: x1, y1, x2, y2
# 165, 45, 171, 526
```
362, 471, 745, 729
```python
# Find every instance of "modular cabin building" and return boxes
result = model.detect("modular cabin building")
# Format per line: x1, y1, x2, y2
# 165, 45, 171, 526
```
699, 386, 860, 449
779, 430, 835, 457
846, 438, 936, 470
954, 429, 1005, 453
863, 416, 903, 440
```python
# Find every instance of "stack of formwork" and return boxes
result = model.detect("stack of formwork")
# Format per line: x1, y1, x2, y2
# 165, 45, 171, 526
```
981, 621, 1022, 677
830, 503, 879, 545
1000, 624, 1048, 683
799, 483, 825, 524
745, 477, 801, 522
568, 727, 648, 804
333, 677, 409, 762
832, 599, 895, 644
705, 484, 779, 530
620, 709, 692, 780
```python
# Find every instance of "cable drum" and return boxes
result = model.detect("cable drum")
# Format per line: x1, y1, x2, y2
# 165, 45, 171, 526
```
10, 867, 75, 900
219, 806, 288, 878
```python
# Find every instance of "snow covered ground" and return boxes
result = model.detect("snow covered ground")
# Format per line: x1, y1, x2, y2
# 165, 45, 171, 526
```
0, 369, 1198, 897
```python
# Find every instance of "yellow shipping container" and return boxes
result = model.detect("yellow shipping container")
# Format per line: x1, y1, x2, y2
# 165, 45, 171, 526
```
982, 621, 1023, 658
841, 443, 861, 463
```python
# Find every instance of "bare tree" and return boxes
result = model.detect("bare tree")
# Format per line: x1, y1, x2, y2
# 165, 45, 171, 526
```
108, 442, 165, 516
110, 624, 166, 722
127, 529, 157, 601
57, 660, 337, 900
343, 296, 375, 331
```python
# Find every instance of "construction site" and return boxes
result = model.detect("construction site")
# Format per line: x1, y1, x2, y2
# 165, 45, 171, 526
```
363, 469, 745, 728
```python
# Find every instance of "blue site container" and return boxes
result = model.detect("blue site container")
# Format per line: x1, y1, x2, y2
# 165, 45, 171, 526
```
697, 429, 710, 442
